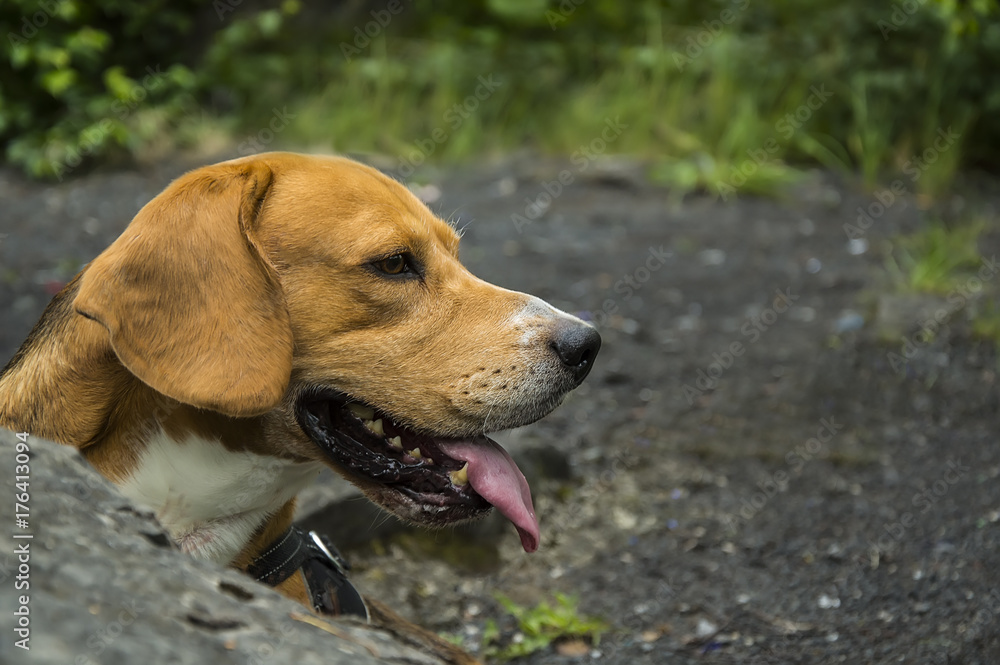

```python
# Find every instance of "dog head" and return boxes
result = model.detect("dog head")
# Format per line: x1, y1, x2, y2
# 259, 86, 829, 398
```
74, 153, 600, 552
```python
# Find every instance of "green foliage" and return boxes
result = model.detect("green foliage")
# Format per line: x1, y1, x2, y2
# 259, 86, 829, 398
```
436, 631, 467, 648
885, 219, 986, 294
3, 0, 1000, 196
970, 301, 1000, 367
971, 300, 1000, 346
2, 0, 198, 176
481, 592, 608, 661
0, 0, 299, 177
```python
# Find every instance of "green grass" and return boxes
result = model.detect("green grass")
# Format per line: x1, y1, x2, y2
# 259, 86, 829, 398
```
847, 75, 899, 189
884, 219, 986, 294
281, 33, 813, 200
282, 39, 518, 164
479, 593, 608, 662
264, 6, 983, 202
274, 26, 965, 202
971, 300, 1000, 346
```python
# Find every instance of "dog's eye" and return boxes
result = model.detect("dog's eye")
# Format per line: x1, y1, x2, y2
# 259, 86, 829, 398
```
374, 254, 410, 275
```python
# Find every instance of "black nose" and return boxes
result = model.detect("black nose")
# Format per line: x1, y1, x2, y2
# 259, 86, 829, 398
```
550, 321, 601, 383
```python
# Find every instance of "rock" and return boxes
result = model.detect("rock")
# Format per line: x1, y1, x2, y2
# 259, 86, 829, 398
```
834, 310, 865, 333
0, 429, 449, 665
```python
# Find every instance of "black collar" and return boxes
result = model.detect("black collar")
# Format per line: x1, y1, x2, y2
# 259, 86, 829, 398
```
246, 526, 369, 622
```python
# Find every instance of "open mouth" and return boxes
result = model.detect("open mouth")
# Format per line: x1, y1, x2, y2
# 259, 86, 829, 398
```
296, 390, 540, 552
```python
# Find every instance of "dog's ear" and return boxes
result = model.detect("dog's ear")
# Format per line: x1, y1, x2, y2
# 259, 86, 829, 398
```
74, 159, 293, 417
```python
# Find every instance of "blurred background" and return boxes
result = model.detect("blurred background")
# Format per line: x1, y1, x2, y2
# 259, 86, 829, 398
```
3, 2, 1000, 664
2, 0, 999, 194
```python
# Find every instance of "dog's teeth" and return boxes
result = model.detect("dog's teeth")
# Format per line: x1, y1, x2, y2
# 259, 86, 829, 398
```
449, 463, 469, 486
361, 418, 384, 435
409, 448, 422, 459
424, 456, 435, 465
389, 436, 403, 448
348, 403, 375, 420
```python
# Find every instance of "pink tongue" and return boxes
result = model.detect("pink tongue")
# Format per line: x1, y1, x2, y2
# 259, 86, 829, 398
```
437, 438, 539, 552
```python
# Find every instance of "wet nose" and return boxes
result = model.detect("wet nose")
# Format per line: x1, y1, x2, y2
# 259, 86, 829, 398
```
550, 320, 601, 384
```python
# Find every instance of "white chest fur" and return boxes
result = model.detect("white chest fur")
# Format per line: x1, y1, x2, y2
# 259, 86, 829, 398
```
118, 430, 322, 564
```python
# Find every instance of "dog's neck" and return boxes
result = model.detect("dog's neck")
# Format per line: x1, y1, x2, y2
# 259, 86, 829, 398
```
117, 427, 321, 563
0, 279, 321, 563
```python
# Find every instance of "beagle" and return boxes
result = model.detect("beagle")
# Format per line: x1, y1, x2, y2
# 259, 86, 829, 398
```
0, 152, 600, 662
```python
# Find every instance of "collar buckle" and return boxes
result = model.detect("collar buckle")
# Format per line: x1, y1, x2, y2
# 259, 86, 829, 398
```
308, 530, 349, 576
247, 526, 369, 623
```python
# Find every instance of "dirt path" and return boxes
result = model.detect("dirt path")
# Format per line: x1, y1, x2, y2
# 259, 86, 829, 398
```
2, 155, 998, 664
